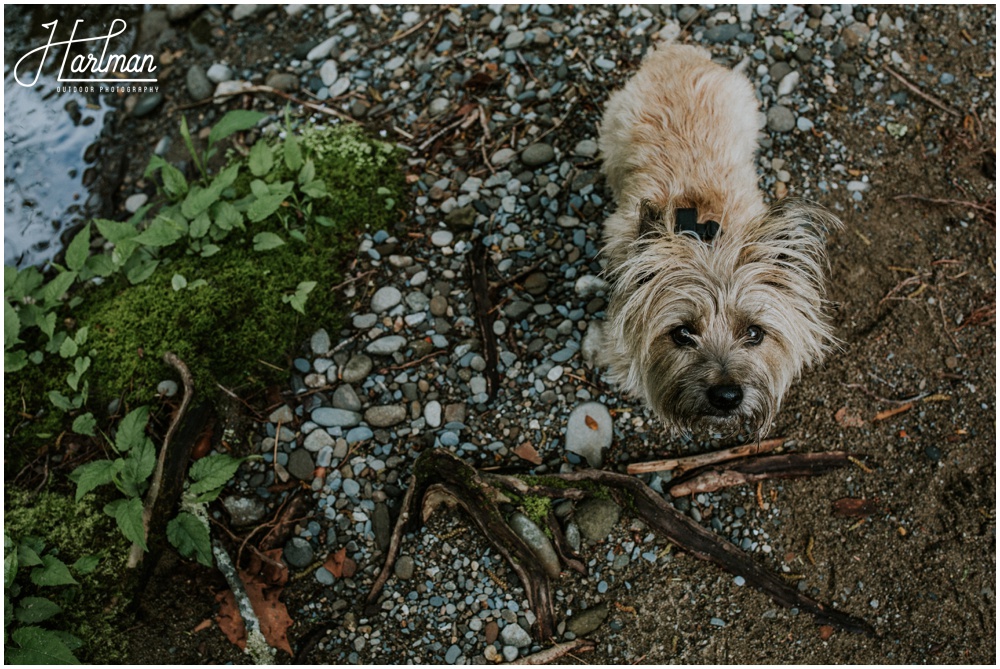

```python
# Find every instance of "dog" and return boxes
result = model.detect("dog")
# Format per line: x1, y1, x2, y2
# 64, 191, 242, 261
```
597, 44, 841, 438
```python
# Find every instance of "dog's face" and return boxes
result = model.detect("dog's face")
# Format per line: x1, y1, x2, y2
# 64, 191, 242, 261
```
603, 198, 840, 437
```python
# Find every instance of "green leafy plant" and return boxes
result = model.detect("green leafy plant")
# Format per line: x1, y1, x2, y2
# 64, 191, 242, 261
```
4, 532, 100, 664
68, 406, 244, 565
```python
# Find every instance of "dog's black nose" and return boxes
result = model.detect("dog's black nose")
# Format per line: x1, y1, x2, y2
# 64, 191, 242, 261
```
707, 384, 743, 411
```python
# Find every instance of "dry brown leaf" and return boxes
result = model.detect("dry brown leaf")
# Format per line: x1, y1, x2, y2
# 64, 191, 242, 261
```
193, 618, 213, 633
584, 414, 599, 430
324, 547, 347, 578
513, 442, 542, 465
832, 497, 882, 518
214, 570, 294, 656
834, 407, 865, 427
819, 625, 835, 641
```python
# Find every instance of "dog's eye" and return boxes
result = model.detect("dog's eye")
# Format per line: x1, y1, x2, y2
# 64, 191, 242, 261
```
670, 326, 697, 347
746, 325, 765, 346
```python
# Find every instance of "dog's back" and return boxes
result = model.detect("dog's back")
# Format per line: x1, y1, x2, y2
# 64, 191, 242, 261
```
598, 44, 764, 224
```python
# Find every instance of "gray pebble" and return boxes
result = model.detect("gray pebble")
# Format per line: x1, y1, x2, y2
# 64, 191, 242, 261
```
365, 405, 407, 427
341, 354, 373, 383
284, 537, 314, 568
371, 286, 402, 313
766, 105, 796, 133
312, 407, 362, 428
521, 143, 555, 166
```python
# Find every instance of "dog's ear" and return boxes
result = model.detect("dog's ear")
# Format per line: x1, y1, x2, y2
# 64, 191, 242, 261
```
741, 197, 842, 294
637, 199, 666, 240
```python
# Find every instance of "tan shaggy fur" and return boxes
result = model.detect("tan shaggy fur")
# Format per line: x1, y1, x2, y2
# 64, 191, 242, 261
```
597, 44, 842, 437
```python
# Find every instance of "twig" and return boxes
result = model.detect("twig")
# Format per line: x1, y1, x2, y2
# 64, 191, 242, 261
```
329, 269, 377, 293
841, 383, 930, 406
469, 241, 501, 401
883, 65, 963, 118
893, 194, 995, 216
377, 350, 447, 374
128, 352, 194, 569
372, 8, 445, 48
213, 538, 276, 663
511, 639, 596, 665
418, 115, 467, 152
489, 258, 545, 291
872, 403, 913, 421
626, 438, 785, 476
668, 452, 851, 497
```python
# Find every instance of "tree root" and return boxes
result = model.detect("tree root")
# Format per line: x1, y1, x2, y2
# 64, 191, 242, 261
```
366, 449, 874, 641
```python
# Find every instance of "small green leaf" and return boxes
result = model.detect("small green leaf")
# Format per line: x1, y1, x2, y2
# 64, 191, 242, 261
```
212, 201, 243, 231
8, 626, 81, 664
66, 355, 91, 391
211, 163, 241, 191
189, 211, 212, 239
15, 597, 62, 624
116, 406, 150, 452
248, 141, 274, 177
287, 293, 307, 314
65, 224, 91, 272
298, 159, 316, 186
188, 279, 209, 290
71, 412, 97, 436
134, 217, 185, 247
314, 215, 336, 228
84, 253, 116, 278
5, 349, 28, 373
289, 229, 307, 243
208, 110, 268, 147
125, 258, 160, 285
28, 350, 44, 364
200, 244, 221, 258
300, 180, 328, 198
5, 542, 19, 588
104, 498, 147, 551
94, 218, 138, 244
249, 179, 270, 199
179, 115, 203, 178
167, 512, 213, 567
58, 334, 78, 359
160, 162, 188, 198
72, 555, 100, 574
41, 271, 78, 305
172, 274, 188, 291
188, 454, 244, 499
48, 390, 74, 411
30, 555, 78, 587
283, 132, 302, 172
16, 543, 41, 568
72, 459, 119, 501
252, 231, 286, 251
181, 184, 222, 219
118, 438, 155, 497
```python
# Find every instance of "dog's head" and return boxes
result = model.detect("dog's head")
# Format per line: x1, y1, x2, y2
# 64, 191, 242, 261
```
603, 197, 841, 437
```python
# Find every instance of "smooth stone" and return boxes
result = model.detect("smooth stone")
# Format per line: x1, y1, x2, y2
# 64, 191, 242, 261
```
430, 230, 454, 247
341, 354, 373, 383
366, 335, 407, 355
311, 329, 331, 355
523, 272, 549, 296
131, 92, 163, 118
565, 402, 613, 467
213, 80, 251, 103
124, 193, 149, 213
491, 148, 517, 166
312, 407, 361, 428
307, 36, 337, 61
502, 646, 519, 662
222, 495, 267, 526
156, 380, 178, 398
394, 555, 415, 579
424, 400, 442, 428
268, 404, 294, 424
574, 498, 622, 543
231, 4, 261, 20
320, 59, 339, 86
499, 623, 531, 648
521, 143, 555, 166
445, 645, 462, 664
373, 502, 391, 550
341, 477, 361, 497
704, 23, 741, 43
371, 286, 402, 313
330, 77, 351, 97
332, 385, 362, 411
283, 537, 314, 568
345, 426, 373, 443
776, 69, 800, 96
573, 139, 598, 158
766, 105, 796, 133
265, 71, 299, 92
509, 513, 561, 579
304, 429, 335, 452
287, 449, 316, 480
185, 65, 213, 101
566, 603, 609, 636
365, 405, 407, 428
206, 63, 233, 83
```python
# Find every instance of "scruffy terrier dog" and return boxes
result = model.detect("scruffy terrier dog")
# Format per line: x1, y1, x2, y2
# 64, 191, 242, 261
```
598, 44, 841, 438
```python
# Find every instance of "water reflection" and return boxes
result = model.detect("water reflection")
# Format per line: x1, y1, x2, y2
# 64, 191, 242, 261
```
3, 6, 138, 269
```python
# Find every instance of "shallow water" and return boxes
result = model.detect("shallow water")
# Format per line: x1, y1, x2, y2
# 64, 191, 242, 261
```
3, 6, 139, 268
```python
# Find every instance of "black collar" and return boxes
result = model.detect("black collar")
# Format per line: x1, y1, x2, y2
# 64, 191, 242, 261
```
675, 208, 721, 242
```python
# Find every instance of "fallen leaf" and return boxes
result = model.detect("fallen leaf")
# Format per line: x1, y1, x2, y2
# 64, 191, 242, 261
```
215, 570, 294, 656
513, 442, 542, 465
831, 497, 881, 518
834, 407, 865, 427
193, 618, 213, 633
324, 547, 347, 578
819, 625, 835, 641
584, 414, 599, 430
342, 557, 357, 578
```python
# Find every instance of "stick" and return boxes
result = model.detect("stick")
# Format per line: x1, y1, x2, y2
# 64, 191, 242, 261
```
626, 438, 785, 475
668, 452, 851, 497
510, 639, 596, 665
873, 402, 913, 421
128, 352, 195, 569
893, 194, 996, 215
468, 241, 501, 401
883, 65, 963, 118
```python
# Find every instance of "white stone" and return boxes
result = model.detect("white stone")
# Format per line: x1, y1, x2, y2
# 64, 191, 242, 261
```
307, 36, 337, 62
565, 402, 613, 468
320, 59, 339, 86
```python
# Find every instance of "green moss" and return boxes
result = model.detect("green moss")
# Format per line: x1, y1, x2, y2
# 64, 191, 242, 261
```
5, 486, 130, 663
520, 495, 552, 528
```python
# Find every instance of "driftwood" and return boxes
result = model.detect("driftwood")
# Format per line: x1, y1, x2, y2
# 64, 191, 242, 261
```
626, 438, 785, 476
467, 242, 501, 400
668, 451, 852, 497
366, 449, 874, 641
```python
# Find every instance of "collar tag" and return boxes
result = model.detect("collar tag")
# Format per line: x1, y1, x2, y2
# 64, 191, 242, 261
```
675, 208, 721, 242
